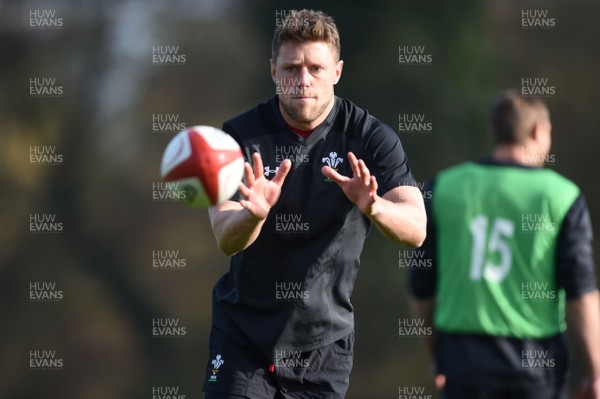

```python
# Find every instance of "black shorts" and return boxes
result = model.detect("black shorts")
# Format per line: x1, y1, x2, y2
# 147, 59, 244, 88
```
442, 380, 568, 399
202, 327, 354, 399
436, 332, 569, 398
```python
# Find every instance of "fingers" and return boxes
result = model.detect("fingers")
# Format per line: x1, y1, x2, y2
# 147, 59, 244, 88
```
238, 181, 251, 198
239, 199, 251, 211
369, 175, 378, 197
243, 162, 255, 187
326, 152, 375, 190
358, 159, 371, 185
321, 165, 348, 184
245, 152, 265, 187
348, 152, 371, 185
272, 159, 292, 186
251, 152, 264, 180
347, 152, 361, 178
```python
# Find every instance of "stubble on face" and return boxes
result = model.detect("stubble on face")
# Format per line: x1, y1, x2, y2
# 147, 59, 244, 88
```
279, 92, 331, 126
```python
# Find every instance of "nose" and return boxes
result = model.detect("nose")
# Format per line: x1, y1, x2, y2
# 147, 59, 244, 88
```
297, 67, 311, 87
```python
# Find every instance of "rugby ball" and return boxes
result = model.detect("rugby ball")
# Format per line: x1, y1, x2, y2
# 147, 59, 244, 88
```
160, 125, 244, 208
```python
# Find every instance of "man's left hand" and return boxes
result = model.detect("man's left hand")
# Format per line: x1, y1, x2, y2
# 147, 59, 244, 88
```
322, 152, 381, 217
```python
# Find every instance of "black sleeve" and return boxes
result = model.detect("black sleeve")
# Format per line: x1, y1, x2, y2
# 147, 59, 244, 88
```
408, 179, 437, 299
555, 194, 598, 299
364, 121, 415, 196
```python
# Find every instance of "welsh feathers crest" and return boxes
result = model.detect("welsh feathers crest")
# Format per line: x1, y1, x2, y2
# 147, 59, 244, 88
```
211, 354, 224, 369
322, 152, 344, 168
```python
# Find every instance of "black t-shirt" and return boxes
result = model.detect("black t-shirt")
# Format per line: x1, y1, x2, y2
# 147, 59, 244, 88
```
213, 96, 415, 361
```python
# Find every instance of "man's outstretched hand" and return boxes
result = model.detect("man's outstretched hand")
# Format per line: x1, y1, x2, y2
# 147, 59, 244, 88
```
239, 152, 292, 220
322, 152, 380, 217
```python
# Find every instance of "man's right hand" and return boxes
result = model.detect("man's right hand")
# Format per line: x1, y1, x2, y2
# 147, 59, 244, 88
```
239, 152, 291, 220
208, 152, 291, 256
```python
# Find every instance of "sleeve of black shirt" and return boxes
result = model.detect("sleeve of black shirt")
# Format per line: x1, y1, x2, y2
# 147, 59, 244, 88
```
408, 179, 437, 299
556, 194, 598, 299
363, 121, 416, 196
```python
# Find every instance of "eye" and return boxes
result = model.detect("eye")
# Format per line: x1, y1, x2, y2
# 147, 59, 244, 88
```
311, 66, 323, 73
284, 65, 297, 72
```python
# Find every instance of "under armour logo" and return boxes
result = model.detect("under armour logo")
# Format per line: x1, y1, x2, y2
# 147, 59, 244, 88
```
264, 166, 279, 176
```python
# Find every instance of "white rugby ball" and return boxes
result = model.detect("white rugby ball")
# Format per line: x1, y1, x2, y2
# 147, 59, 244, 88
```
160, 125, 244, 208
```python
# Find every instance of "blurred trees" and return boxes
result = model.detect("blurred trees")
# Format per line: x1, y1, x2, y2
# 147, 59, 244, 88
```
0, 1, 598, 398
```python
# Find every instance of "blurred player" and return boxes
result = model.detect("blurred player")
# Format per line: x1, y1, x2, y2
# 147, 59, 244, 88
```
202, 9, 426, 399
409, 90, 600, 399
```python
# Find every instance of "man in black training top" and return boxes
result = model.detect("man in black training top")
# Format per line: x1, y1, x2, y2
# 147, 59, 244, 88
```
409, 91, 600, 399
202, 9, 426, 399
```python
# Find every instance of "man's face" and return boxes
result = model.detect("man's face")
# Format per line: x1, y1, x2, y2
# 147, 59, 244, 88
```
271, 41, 343, 130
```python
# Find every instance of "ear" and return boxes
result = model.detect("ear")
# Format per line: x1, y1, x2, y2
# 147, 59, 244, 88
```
270, 58, 277, 82
536, 119, 552, 150
531, 120, 542, 141
334, 60, 343, 85
531, 119, 551, 143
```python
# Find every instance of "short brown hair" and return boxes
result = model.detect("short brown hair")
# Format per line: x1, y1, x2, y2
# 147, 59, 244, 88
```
272, 9, 341, 62
490, 90, 550, 145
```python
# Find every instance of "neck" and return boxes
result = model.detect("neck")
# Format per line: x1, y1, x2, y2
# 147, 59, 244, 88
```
278, 96, 335, 130
492, 144, 544, 167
